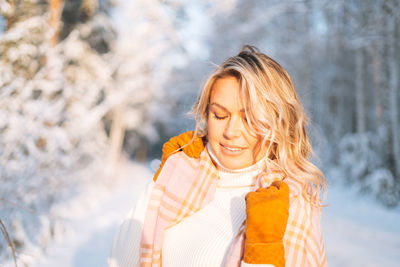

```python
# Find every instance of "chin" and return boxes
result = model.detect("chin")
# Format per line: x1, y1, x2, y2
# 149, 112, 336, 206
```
220, 158, 250, 170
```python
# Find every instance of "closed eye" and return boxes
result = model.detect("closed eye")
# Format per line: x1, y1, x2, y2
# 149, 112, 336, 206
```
213, 114, 228, 120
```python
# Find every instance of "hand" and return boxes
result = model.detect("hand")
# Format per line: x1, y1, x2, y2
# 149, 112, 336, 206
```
161, 131, 204, 161
244, 181, 290, 266
153, 131, 204, 181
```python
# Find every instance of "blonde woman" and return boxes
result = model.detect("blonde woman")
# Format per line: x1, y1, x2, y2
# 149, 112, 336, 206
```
109, 46, 327, 267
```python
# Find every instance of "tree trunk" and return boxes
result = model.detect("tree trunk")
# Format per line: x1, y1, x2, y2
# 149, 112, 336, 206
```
301, 1, 315, 124
369, 45, 383, 124
135, 137, 148, 162
7, 17, 13, 30
5, 0, 16, 30
49, 0, 63, 46
380, 8, 396, 175
337, 1, 355, 136
108, 106, 126, 168
355, 47, 366, 133
389, 14, 400, 178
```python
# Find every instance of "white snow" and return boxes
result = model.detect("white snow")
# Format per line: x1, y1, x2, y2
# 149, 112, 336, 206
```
16, 162, 153, 267
4, 162, 398, 267
322, 182, 400, 267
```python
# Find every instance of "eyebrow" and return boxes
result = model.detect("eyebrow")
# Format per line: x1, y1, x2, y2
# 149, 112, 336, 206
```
209, 102, 246, 113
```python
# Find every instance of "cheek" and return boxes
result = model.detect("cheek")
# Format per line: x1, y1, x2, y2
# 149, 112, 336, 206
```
206, 117, 215, 141
244, 133, 261, 152
207, 118, 223, 142
249, 139, 259, 152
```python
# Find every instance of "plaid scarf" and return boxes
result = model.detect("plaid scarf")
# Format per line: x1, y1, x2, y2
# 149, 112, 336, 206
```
139, 150, 327, 267
139, 150, 220, 266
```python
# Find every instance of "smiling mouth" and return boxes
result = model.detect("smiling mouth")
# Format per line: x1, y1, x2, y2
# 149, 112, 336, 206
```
221, 144, 246, 152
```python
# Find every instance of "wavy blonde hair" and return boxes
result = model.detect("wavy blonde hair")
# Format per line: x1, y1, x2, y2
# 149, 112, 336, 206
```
191, 45, 327, 201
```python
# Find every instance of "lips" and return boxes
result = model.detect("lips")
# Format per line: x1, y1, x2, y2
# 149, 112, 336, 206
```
220, 143, 247, 154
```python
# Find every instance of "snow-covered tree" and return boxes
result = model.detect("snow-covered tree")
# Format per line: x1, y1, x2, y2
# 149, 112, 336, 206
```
1, 0, 224, 264
0, 0, 119, 264
1, 0, 399, 264
153, 0, 400, 206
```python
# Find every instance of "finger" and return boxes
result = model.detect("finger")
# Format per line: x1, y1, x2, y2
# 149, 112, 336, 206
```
255, 187, 268, 193
270, 180, 282, 189
278, 181, 290, 198
182, 135, 204, 158
254, 186, 278, 198
265, 184, 279, 194
246, 191, 257, 198
161, 136, 181, 162
176, 131, 194, 147
245, 191, 259, 202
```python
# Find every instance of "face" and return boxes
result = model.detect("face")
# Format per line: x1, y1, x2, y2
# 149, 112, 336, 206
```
207, 76, 264, 169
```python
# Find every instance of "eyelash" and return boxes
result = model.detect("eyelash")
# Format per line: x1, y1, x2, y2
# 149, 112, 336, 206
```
213, 114, 227, 120
212, 113, 248, 123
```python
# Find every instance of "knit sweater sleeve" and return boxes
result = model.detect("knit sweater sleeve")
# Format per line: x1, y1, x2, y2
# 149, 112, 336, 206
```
108, 180, 154, 267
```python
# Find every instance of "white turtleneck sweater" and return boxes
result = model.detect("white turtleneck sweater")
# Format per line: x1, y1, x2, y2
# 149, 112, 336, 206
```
108, 146, 274, 267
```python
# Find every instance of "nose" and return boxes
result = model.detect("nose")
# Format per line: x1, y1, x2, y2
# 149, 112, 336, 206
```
223, 116, 242, 139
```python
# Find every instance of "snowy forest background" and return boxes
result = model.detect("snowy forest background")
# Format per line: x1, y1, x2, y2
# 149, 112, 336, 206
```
0, 0, 399, 266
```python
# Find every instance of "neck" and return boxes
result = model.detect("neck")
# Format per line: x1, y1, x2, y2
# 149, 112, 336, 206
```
206, 143, 265, 174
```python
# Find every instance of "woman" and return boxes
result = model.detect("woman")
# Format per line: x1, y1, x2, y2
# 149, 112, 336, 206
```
109, 46, 327, 267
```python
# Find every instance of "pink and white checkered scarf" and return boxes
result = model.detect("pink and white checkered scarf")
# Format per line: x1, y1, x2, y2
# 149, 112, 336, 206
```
139, 150, 327, 267
139, 150, 247, 267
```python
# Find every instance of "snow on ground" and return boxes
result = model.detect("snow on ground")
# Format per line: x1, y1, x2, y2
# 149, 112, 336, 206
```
25, 161, 153, 267
7, 162, 400, 267
322, 182, 400, 267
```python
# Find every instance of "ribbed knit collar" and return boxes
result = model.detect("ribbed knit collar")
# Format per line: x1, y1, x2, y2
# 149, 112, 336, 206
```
206, 143, 265, 187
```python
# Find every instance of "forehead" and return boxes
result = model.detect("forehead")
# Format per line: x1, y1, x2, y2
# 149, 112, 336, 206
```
210, 76, 245, 112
